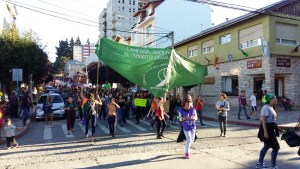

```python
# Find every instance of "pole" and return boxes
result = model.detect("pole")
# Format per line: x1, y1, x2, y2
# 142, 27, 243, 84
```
170, 31, 177, 98
29, 74, 33, 100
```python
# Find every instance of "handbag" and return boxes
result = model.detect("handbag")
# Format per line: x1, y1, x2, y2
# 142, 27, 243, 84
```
281, 130, 300, 147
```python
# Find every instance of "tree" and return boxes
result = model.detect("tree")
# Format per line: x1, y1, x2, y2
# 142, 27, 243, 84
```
53, 39, 71, 73
69, 37, 74, 60
0, 31, 52, 91
75, 36, 81, 45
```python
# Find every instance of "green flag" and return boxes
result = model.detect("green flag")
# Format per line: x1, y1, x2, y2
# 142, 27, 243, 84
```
240, 49, 248, 57
95, 38, 207, 97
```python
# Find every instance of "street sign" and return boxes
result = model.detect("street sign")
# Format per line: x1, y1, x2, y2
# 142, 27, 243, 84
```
12, 69, 23, 81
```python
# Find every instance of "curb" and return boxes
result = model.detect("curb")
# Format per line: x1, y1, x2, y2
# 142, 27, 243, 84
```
203, 116, 260, 128
0, 121, 31, 145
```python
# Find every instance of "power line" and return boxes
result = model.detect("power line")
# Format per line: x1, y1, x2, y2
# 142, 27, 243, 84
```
6, 0, 99, 24
34, 0, 98, 19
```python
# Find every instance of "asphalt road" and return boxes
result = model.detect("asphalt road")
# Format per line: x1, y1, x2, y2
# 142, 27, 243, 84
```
1, 118, 299, 169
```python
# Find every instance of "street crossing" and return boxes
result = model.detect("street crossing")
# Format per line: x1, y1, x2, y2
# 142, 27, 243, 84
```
37, 119, 225, 141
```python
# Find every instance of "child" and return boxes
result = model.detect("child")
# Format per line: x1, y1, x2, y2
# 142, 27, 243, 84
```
4, 118, 21, 150
0, 100, 5, 149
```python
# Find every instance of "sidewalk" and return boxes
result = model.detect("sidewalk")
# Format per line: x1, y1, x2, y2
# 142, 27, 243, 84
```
201, 104, 300, 130
0, 105, 36, 145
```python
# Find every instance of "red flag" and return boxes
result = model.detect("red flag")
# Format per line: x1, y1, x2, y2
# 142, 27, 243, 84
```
291, 45, 299, 53
214, 55, 219, 67
204, 57, 210, 64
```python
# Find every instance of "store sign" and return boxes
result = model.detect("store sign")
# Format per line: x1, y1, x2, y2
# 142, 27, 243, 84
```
277, 58, 291, 67
203, 76, 215, 84
247, 59, 262, 69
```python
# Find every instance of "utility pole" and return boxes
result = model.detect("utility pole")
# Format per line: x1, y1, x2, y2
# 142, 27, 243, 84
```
170, 31, 177, 98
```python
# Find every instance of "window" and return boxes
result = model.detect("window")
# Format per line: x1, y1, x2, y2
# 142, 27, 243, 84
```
129, 8, 131, 12
240, 38, 262, 49
122, 7, 125, 12
202, 40, 214, 54
118, 6, 121, 11
122, 0, 125, 4
239, 24, 263, 49
146, 24, 152, 37
133, 0, 135, 5
188, 45, 198, 57
118, 0, 120, 3
276, 23, 298, 46
133, 8, 135, 13
129, 0, 131, 4
221, 76, 239, 96
220, 34, 231, 44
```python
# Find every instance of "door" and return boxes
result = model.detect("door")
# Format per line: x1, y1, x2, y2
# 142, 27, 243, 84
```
254, 77, 265, 99
275, 77, 284, 98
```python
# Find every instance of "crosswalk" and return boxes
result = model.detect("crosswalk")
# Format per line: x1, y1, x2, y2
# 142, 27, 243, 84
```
38, 119, 223, 141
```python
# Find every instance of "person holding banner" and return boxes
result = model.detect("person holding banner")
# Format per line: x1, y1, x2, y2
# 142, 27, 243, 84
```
156, 97, 169, 139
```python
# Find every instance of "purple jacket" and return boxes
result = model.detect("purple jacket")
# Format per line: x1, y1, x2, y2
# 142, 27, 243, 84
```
179, 107, 197, 131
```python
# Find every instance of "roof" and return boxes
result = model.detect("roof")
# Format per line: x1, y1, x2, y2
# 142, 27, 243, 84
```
174, 0, 293, 47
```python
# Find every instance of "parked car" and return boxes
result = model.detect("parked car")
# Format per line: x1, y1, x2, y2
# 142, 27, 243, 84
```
35, 93, 65, 119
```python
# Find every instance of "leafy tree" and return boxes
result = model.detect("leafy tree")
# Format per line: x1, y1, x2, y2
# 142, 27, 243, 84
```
75, 36, 81, 45
0, 30, 52, 91
69, 37, 74, 60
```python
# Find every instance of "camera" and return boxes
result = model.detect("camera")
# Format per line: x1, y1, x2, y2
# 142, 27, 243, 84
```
218, 105, 224, 114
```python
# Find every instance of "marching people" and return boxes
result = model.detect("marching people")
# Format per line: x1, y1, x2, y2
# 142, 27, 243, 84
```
216, 93, 230, 137
64, 96, 77, 135
107, 97, 120, 138
21, 92, 32, 126
156, 97, 169, 139
256, 94, 280, 169
44, 93, 54, 127
249, 91, 259, 120
178, 95, 197, 159
117, 94, 125, 127
4, 118, 21, 150
9, 91, 18, 119
237, 90, 251, 120
82, 91, 102, 142
195, 95, 204, 126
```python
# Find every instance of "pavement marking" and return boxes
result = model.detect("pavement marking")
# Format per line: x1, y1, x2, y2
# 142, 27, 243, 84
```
117, 125, 131, 133
98, 124, 110, 135
140, 120, 150, 126
126, 120, 148, 132
43, 126, 52, 140
78, 122, 92, 136
61, 124, 74, 138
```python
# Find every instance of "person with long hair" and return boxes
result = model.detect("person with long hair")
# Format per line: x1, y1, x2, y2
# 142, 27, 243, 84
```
256, 94, 280, 169
64, 96, 77, 135
216, 93, 230, 137
178, 95, 197, 159
156, 97, 169, 139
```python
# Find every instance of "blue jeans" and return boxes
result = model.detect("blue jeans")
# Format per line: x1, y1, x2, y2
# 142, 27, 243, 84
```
183, 130, 196, 154
238, 105, 250, 119
197, 110, 203, 125
22, 107, 29, 126
258, 138, 280, 166
117, 108, 123, 125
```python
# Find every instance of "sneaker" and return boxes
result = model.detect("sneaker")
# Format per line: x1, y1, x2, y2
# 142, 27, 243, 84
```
255, 163, 266, 168
160, 133, 165, 138
7, 147, 10, 150
223, 134, 227, 137
269, 166, 278, 169
184, 153, 190, 159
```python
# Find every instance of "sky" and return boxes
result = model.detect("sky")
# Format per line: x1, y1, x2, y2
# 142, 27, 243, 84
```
1, 0, 281, 62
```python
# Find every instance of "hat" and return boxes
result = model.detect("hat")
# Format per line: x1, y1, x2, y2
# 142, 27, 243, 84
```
265, 94, 275, 102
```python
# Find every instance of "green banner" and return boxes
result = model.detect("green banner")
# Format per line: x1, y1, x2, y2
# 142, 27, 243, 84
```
134, 98, 147, 107
96, 38, 207, 97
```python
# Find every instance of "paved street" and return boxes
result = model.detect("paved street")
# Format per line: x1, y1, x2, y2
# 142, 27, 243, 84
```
1, 117, 299, 169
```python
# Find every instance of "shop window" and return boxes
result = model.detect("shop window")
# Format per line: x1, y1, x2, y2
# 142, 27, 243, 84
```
221, 76, 239, 96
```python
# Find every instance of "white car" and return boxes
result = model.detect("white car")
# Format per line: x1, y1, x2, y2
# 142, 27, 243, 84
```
36, 93, 65, 119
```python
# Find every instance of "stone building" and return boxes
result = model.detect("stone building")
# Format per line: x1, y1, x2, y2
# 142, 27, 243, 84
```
174, 0, 300, 107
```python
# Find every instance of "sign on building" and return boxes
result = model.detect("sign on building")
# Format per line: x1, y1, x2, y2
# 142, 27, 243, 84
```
277, 58, 291, 67
247, 59, 262, 69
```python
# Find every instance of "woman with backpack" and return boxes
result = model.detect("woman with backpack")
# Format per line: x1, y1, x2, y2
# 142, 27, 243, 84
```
64, 96, 77, 135
81, 89, 102, 142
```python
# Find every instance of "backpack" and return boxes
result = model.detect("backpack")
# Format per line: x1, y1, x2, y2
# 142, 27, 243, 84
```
83, 101, 92, 119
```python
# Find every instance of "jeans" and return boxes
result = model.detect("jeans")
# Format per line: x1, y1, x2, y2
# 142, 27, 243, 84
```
218, 115, 227, 134
66, 110, 76, 131
117, 108, 124, 125
156, 117, 166, 136
108, 116, 116, 137
10, 105, 18, 118
6, 136, 17, 148
258, 138, 280, 166
85, 114, 96, 137
22, 107, 29, 126
197, 110, 203, 125
183, 130, 196, 154
238, 105, 250, 119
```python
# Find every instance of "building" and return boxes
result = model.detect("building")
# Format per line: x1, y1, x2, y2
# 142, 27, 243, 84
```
73, 44, 96, 63
99, 0, 148, 39
174, 0, 300, 107
64, 60, 85, 79
131, 0, 211, 48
